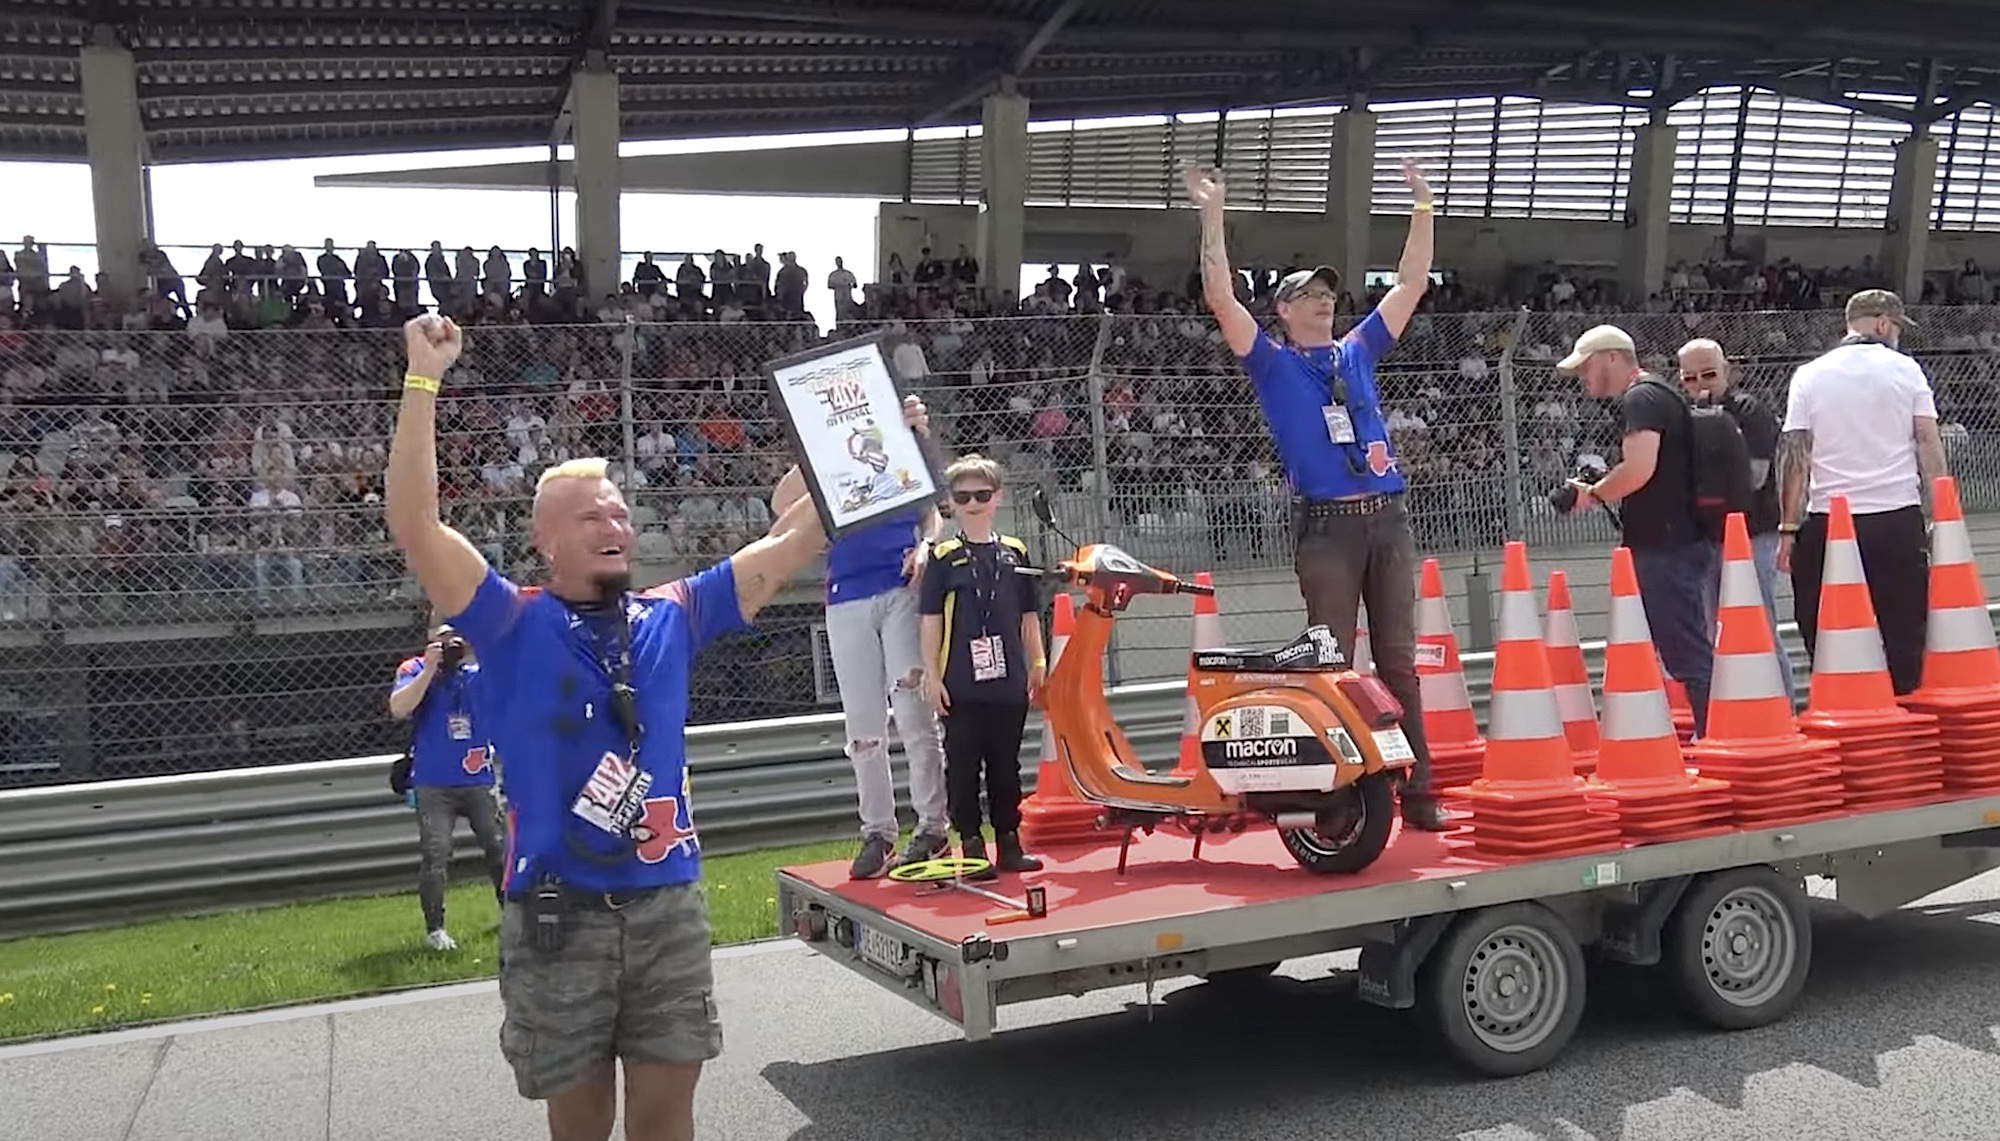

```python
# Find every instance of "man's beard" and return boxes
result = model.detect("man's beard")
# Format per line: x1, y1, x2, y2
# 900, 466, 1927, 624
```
588, 568, 632, 603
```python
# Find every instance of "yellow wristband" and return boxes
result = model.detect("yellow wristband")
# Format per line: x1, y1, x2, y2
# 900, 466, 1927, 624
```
403, 372, 440, 394
1033, 659, 1047, 669
1413, 201, 1434, 213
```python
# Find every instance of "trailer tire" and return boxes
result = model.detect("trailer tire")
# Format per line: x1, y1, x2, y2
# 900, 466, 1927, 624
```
1422, 902, 1586, 1078
1279, 772, 1396, 874
1663, 865, 1811, 1031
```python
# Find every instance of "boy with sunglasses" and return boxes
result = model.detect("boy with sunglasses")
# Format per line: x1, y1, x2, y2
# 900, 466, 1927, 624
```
918, 455, 1047, 878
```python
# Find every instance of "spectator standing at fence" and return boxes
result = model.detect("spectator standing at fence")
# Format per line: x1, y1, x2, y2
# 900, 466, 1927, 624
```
918, 455, 1047, 878
1678, 336, 1795, 709
386, 313, 901, 1141
1183, 157, 1449, 833
1776, 289, 1947, 695
388, 620, 504, 952
1558, 325, 1717, 737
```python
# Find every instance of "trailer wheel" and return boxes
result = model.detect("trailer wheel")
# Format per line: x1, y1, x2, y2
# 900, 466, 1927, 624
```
1279, 772, 1395, 874
1422, 902, 1586, 1078
1663, 865, 1811, 1031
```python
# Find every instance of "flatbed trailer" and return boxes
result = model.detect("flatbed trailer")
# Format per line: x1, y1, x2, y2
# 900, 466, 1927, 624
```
774, 794, 2000, 1076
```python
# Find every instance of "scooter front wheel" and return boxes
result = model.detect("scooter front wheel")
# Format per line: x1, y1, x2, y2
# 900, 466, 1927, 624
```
1278, 772, 1395, 874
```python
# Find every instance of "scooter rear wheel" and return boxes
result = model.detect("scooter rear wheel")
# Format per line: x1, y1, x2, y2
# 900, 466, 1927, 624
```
1277, 772, 1395, 874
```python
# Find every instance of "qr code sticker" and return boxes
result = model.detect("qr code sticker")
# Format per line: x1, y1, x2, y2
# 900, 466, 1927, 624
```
1237, 707, 1266, 738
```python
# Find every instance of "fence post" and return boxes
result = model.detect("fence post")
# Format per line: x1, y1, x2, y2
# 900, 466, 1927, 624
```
1497, 304, 1533, 540
618, 313, 639, 491
1084, 310, 1121, 686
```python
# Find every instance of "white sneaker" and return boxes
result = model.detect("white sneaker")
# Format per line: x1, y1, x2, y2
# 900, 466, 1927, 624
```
426, 928, 458, 951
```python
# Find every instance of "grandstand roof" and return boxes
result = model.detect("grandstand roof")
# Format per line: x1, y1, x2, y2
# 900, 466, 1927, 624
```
2, 0, 1997, 164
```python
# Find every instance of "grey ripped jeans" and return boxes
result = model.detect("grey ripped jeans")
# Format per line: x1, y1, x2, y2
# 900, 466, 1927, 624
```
1292, 494, 1434, 797
415, 783, 506, 932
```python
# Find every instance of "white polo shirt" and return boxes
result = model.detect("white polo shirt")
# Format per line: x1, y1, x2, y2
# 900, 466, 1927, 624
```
1782, 340, 1938, 515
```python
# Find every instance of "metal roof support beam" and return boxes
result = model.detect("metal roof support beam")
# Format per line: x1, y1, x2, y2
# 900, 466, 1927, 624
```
80, 23, 148, 301
908, 0, 1089, 126
553, 0, 622, 145
571, 63, 622, 304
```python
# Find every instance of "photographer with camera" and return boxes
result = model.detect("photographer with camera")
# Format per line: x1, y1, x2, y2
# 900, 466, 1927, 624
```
389, 621, 505, 952
1555, 325, 1717, 738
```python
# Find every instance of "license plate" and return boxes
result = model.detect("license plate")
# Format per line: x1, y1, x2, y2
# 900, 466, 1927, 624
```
1372, 727, 1416, 764
857, 925, 908, 973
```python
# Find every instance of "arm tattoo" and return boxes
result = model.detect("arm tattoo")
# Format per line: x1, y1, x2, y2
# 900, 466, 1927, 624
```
1776, 428, 1811, 525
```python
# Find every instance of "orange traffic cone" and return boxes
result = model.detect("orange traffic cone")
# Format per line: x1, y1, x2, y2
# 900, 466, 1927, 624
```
1019, 593, 1103, 846
1353, 604, 1375, 676
1171, 572, 1226, 777
1902, 476, 2000, 795
1796, 495, 1946, 810
1582, 547, 1734, 842
1684, 513, 1847, 827
1445, 541, 1622, 859
1415, 558, 1486, 793
1543, 570, 1600, 775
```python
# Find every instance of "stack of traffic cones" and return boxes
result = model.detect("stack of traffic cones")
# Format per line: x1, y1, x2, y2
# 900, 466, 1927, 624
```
1583, 547, 1734, 842
1353, 604, 1375, 676
1171, 572, 1226, 778
1684, 513, 1846, 826
1795, 496, 1946, 810
1445, 541, 1623, 859
1415, 559, 1486, 792
1543, 570, 1601, 775
1901, 477, 2000, 796
1665, 680, 1697, 745
1019, 592, 1104, 847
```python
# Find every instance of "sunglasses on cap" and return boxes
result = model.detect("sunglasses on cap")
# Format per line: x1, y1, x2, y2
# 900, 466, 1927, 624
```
950, 488, 996, 504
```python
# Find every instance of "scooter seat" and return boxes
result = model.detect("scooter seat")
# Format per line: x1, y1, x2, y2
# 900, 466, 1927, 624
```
1190, 626, 1348, 673
1112, 762, 1193, 788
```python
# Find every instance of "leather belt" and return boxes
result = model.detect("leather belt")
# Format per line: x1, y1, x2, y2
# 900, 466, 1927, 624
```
562, 885, 667, 912
1293, 493, 1398, 518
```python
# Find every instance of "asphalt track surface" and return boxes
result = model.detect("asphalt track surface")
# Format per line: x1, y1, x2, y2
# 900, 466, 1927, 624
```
7, 870, 2000, 1141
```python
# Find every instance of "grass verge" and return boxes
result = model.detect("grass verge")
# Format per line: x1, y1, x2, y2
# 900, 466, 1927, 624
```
0, 836, 857, 1045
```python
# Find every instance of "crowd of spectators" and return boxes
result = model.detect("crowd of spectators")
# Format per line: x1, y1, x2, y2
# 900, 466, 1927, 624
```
3, 232, 2000, 630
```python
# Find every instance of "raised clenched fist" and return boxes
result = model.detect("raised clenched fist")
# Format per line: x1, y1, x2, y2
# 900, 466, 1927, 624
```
403, 314, 463, 380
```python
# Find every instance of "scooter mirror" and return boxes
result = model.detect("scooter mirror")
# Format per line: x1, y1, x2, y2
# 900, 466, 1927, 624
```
1031, 487, 1055, 527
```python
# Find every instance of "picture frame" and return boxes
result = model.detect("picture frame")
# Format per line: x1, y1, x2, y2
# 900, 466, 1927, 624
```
762, 330, 946, 541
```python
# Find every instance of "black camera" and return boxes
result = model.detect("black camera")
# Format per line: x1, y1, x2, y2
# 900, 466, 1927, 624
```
1548, 457, 1611, 514
439, 636, 466, 671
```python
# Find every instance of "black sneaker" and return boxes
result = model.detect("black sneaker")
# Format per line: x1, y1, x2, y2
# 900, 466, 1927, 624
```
995, 831, 1044, 873
1400, 792, 1452, 833
960, 836, 1000, 881
895, 829, 950, 868
849, 835, 897, 880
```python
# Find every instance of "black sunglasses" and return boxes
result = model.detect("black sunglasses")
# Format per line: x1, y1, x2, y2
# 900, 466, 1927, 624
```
950, 488, 996, 505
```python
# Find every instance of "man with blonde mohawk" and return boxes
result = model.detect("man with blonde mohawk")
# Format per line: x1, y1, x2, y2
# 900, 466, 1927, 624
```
383, 313, 930, 1141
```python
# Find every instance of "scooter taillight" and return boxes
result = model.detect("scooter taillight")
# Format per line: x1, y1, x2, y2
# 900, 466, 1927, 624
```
1334, 674, 1405, 728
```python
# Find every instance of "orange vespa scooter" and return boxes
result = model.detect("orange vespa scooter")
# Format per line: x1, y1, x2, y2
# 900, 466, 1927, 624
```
1030, 494, 1419, 876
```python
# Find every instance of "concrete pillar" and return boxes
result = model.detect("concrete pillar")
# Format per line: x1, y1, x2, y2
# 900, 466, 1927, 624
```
1618, 123, 1676, 306
1324, 109, 1375, 304
79, 30, 148, 303
569, 65, 622, 304
976, 87, 1028, 298
1881, 132, 1940, 301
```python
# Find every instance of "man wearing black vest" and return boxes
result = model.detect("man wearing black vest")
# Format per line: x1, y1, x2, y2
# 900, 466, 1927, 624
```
1556, 324, 1716, 738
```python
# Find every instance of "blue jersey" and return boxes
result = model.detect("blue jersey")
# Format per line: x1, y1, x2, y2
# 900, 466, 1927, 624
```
446, 559, 749, 895
393, 658, 495, 788
1239, 308, 1405, 500
824, 509, 923, 606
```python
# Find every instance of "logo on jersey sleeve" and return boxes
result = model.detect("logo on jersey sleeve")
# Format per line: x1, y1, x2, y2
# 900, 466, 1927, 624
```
1366, 440, 1398, 476
632, 794, 699, 863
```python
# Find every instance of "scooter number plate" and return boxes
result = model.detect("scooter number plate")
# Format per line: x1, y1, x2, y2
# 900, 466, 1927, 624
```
857, 925, 910, 974
1372, 727, 1417, 764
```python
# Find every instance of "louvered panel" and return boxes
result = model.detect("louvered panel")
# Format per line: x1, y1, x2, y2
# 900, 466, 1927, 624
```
1372, 97, 1496, 216
1485, 98, 1644, 221
908, 132, 979, 204
1666, 86, 1743, 225
1730, 88, 1909, 228
1027, 120, 1176, 207
1218, 113, 1280, 210
1935, 103, 2000, 231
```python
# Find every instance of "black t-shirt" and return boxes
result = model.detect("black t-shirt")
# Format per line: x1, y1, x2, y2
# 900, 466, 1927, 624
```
1616, 375, 1701, 549
918, 534, 1040, 705
1718, 388, 1781, 535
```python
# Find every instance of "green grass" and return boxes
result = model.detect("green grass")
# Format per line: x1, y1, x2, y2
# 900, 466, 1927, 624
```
0, 836, 859, 1045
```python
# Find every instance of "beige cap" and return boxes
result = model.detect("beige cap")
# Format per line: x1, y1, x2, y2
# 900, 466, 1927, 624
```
1845, 288, 1917, 328
1557, 324, 1638, 372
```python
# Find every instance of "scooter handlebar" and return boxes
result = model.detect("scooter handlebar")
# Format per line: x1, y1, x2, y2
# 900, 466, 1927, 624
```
1171, 578, 1215, 597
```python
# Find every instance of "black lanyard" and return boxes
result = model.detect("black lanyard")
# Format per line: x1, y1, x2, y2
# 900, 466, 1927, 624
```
962, 541, 1004, 637
1290, 341, 1372, 476
559, 594, 648, 867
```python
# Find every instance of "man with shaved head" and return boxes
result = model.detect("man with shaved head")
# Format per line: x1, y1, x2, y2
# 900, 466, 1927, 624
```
1677, 336, 1795, 709
384, 314, 924, 1141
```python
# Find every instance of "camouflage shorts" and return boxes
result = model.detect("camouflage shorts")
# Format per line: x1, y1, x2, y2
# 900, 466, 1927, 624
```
496, 881, 722, 1100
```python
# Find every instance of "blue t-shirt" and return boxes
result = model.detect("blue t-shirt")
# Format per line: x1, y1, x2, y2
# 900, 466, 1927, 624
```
393, 658, 495, 788
1239, 308, 1405, 500
445, 560, 750, 895
825, 509, 924, 606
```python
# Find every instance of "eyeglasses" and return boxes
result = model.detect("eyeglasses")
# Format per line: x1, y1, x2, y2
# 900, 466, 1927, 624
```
1680, 368, 1723, 383
950, 488, 996, 505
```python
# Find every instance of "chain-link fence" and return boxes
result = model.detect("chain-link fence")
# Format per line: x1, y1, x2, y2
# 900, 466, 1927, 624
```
6, 305, 2000, 787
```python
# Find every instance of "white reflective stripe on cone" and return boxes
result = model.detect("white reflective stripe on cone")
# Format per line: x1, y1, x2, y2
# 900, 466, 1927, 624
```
1926, 604, 1999, 653
1182, 693, 1201, 731
1419, 671, 1474, 711
1719, 558, 1762, 609
1191, 614, 1224, 649
1487, 686, 1565, 742
1416, 595, 1455, 637
1711, 648, 1788, 701
1814, 624, 1889, 674
1545, 606, 1582, 650
1554, 681, 1597, 722
1933, 520, 1975, 567
1607, 594, 1653, 645
1598, 688, 1676, 742
1823, 537, 1868, 587
1498, 588, 1541, 643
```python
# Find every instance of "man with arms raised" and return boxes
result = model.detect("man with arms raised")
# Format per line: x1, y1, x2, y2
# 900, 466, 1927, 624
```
384, 315, 920, 1141
1184, 157, 1447, 832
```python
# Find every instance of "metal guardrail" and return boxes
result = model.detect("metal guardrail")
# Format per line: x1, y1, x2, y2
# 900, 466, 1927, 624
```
0, 623, 1825, 940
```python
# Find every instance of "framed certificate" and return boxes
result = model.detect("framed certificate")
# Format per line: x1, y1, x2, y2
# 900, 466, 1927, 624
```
763, 331, 945, 539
